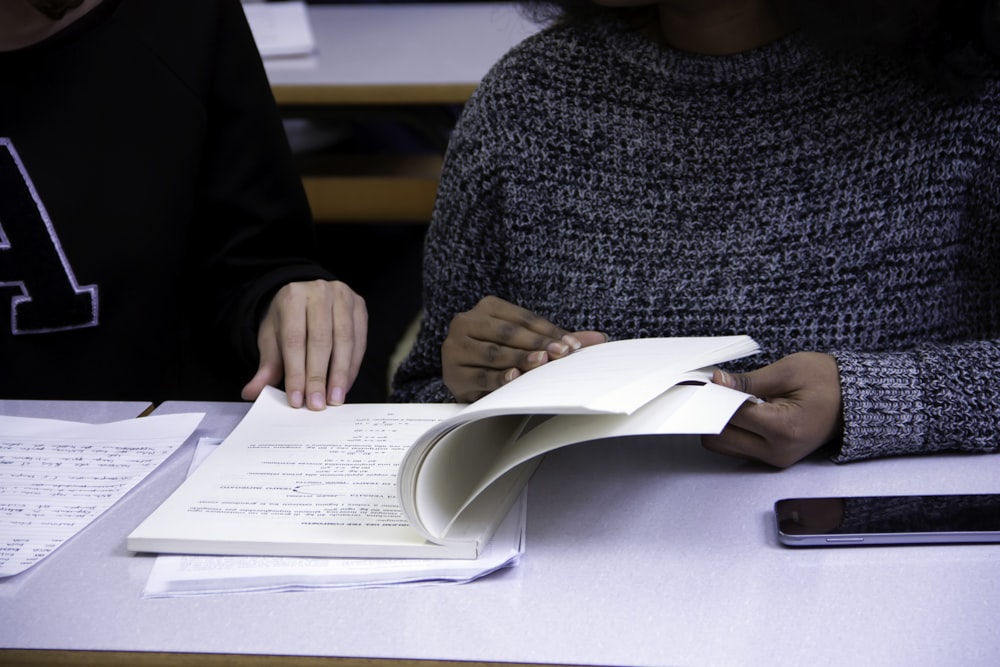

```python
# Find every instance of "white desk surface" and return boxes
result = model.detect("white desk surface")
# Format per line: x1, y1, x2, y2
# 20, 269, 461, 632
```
265, 3, 541, 104
3, 400, 1000, 667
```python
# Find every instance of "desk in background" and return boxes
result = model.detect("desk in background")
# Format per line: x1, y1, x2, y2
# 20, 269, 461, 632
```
3, 399, 1000, 666
266, 3, 541, 223
0, 400, 152, 422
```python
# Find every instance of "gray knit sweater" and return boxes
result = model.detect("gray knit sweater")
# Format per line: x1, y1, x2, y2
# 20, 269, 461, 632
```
391, 17, 1000, 463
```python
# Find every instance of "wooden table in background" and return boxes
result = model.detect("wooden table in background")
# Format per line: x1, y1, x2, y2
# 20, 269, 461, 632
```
266, 3, 540, 223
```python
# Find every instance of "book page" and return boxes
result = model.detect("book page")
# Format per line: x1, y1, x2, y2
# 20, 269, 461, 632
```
396, 338, 760, 497
128, 388, 468, 559
453, 381, 752, 517
398, 336, 760, 540
0, 412, 203, 577
456, 336, 759, 418
416, 382, 753, 539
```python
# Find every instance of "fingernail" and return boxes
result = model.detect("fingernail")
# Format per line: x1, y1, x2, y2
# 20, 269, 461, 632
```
547, 341, 570, 357
528, 350, 548, 364
308, 392, 326, 410
505, 368, 521, 383
561, 335, 582, 350
289, 391, 304, 408
328, 387, 345, 406
718, 371, 733, 387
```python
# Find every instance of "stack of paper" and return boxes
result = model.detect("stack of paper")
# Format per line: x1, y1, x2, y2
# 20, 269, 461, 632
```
0, 413, 203, 578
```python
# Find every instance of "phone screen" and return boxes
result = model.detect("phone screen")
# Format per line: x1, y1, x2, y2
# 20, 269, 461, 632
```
774, 493, 1000, 547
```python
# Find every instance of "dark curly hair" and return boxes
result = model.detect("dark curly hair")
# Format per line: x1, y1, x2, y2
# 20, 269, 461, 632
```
520, 0, 1000, 98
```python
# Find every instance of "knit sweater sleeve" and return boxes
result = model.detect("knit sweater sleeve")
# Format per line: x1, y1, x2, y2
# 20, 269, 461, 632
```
832, 157, 1000, 462
390, 68, 510, 403
834, 342, 1000, 461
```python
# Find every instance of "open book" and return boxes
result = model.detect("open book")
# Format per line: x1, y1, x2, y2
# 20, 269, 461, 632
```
128, 336, 760, 559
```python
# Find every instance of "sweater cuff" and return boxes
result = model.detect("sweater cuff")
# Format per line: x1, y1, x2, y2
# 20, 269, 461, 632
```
829, 350, 929, 462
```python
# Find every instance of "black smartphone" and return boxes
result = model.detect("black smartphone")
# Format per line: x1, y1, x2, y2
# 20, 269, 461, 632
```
774, 493, 1000, 547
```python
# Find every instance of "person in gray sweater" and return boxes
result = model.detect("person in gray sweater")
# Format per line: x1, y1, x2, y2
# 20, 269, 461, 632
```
391, 0, 1000, 468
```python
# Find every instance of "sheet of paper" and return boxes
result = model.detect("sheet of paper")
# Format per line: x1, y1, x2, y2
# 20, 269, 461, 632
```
243, 1, 316, 58
450, 336, 760, 419
141, 438, 525, 596
0, 412, 204, 577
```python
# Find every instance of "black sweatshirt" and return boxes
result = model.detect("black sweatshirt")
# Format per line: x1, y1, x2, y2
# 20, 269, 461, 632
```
0, 0, 335, 401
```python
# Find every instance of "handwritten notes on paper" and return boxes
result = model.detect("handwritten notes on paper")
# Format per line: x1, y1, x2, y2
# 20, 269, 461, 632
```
0, 413, 203, 577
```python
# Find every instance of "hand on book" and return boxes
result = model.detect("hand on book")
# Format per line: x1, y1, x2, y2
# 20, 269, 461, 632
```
242, 279, 368, 410
702, 352, 843, 468
442, 295, 607, 402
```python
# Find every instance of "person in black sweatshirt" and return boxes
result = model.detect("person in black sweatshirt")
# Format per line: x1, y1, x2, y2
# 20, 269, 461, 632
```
0, 0, 367, 409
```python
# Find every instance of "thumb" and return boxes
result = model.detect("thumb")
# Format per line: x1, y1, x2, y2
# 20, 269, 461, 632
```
242, 333, 283, 402
241, 365, 281, 401
713, 367, 770, 401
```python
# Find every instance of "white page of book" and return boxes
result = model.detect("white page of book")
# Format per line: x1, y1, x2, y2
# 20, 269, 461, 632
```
0, 412, 204, 577
398, 337, 760, 539
417, 381, 753, 539
128, 389, 466, 558
453, 336, 759, 419
463, 381, 749, 510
